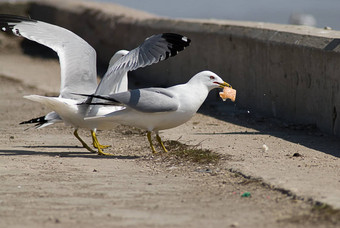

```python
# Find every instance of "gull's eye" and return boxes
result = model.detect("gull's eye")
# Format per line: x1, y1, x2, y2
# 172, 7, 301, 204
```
210, 76, 215, 80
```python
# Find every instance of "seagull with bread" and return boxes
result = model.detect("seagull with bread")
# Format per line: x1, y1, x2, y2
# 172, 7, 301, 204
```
82, 70, 233, 153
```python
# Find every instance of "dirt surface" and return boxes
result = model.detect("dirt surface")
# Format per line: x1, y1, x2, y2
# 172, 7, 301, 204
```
0, 74, 340, 228
0, 75, 332, 228
0, 34, 340, 227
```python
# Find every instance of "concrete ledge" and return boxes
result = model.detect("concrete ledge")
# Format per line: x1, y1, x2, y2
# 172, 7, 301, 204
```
1, 0, 340, 136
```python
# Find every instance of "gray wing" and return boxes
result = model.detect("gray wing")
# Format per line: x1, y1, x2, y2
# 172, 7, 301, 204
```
0, 15, 98, 99
100, 88, 179, 113
94, 33, 191, 96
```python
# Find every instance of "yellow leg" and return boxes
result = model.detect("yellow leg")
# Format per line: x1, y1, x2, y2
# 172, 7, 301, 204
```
73, 129, 96, 153
156, 134, 168, 153
92, 140, 111, 149
147, 131, 157, 154
91, 130, 114, 156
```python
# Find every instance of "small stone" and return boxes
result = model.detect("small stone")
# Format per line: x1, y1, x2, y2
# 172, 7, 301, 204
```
292, 152, 302, 157
262, 144, 269, 152
230, 222, 239, 227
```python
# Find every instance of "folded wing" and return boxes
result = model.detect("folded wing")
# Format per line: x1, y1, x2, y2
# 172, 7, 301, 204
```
88, 88, 179, 113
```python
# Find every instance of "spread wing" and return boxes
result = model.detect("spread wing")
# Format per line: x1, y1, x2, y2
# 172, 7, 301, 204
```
0, 14, 98, 99
94, 33, 191, 96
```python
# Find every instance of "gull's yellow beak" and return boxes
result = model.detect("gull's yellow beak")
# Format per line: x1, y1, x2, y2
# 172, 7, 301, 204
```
218, 81, 232, 88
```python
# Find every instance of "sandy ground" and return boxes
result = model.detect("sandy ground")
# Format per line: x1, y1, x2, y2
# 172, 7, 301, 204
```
0, 35, 340, 227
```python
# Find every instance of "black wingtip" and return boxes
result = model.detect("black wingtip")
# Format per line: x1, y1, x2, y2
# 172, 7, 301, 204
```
162, 33, 191, 46
0, 14, 36, 34
20, 115, 47, 128
71, 92, 121, 106
161, 33, 191, 59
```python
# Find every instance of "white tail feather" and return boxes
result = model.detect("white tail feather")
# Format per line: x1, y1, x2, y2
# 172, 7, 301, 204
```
23, 95, 79, 121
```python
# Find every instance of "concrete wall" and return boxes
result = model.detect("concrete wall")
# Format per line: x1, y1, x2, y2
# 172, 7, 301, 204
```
1, 0, 340, 136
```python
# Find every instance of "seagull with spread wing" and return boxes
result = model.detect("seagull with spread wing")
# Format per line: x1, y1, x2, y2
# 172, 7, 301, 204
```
0, 14, 190, 155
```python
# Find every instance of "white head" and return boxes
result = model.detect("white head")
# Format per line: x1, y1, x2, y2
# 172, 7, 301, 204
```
108, 50, 129, 67
188, 71, 231, 91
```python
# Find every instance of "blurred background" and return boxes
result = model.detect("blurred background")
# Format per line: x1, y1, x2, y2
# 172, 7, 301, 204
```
96, 0, 340, 30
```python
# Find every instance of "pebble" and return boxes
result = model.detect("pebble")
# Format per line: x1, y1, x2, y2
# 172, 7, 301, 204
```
262, 144, 269, 152
230, 222, 239, 227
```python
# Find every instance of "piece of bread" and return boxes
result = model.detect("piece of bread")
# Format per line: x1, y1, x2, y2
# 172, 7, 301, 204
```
219, 87, 236, 102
